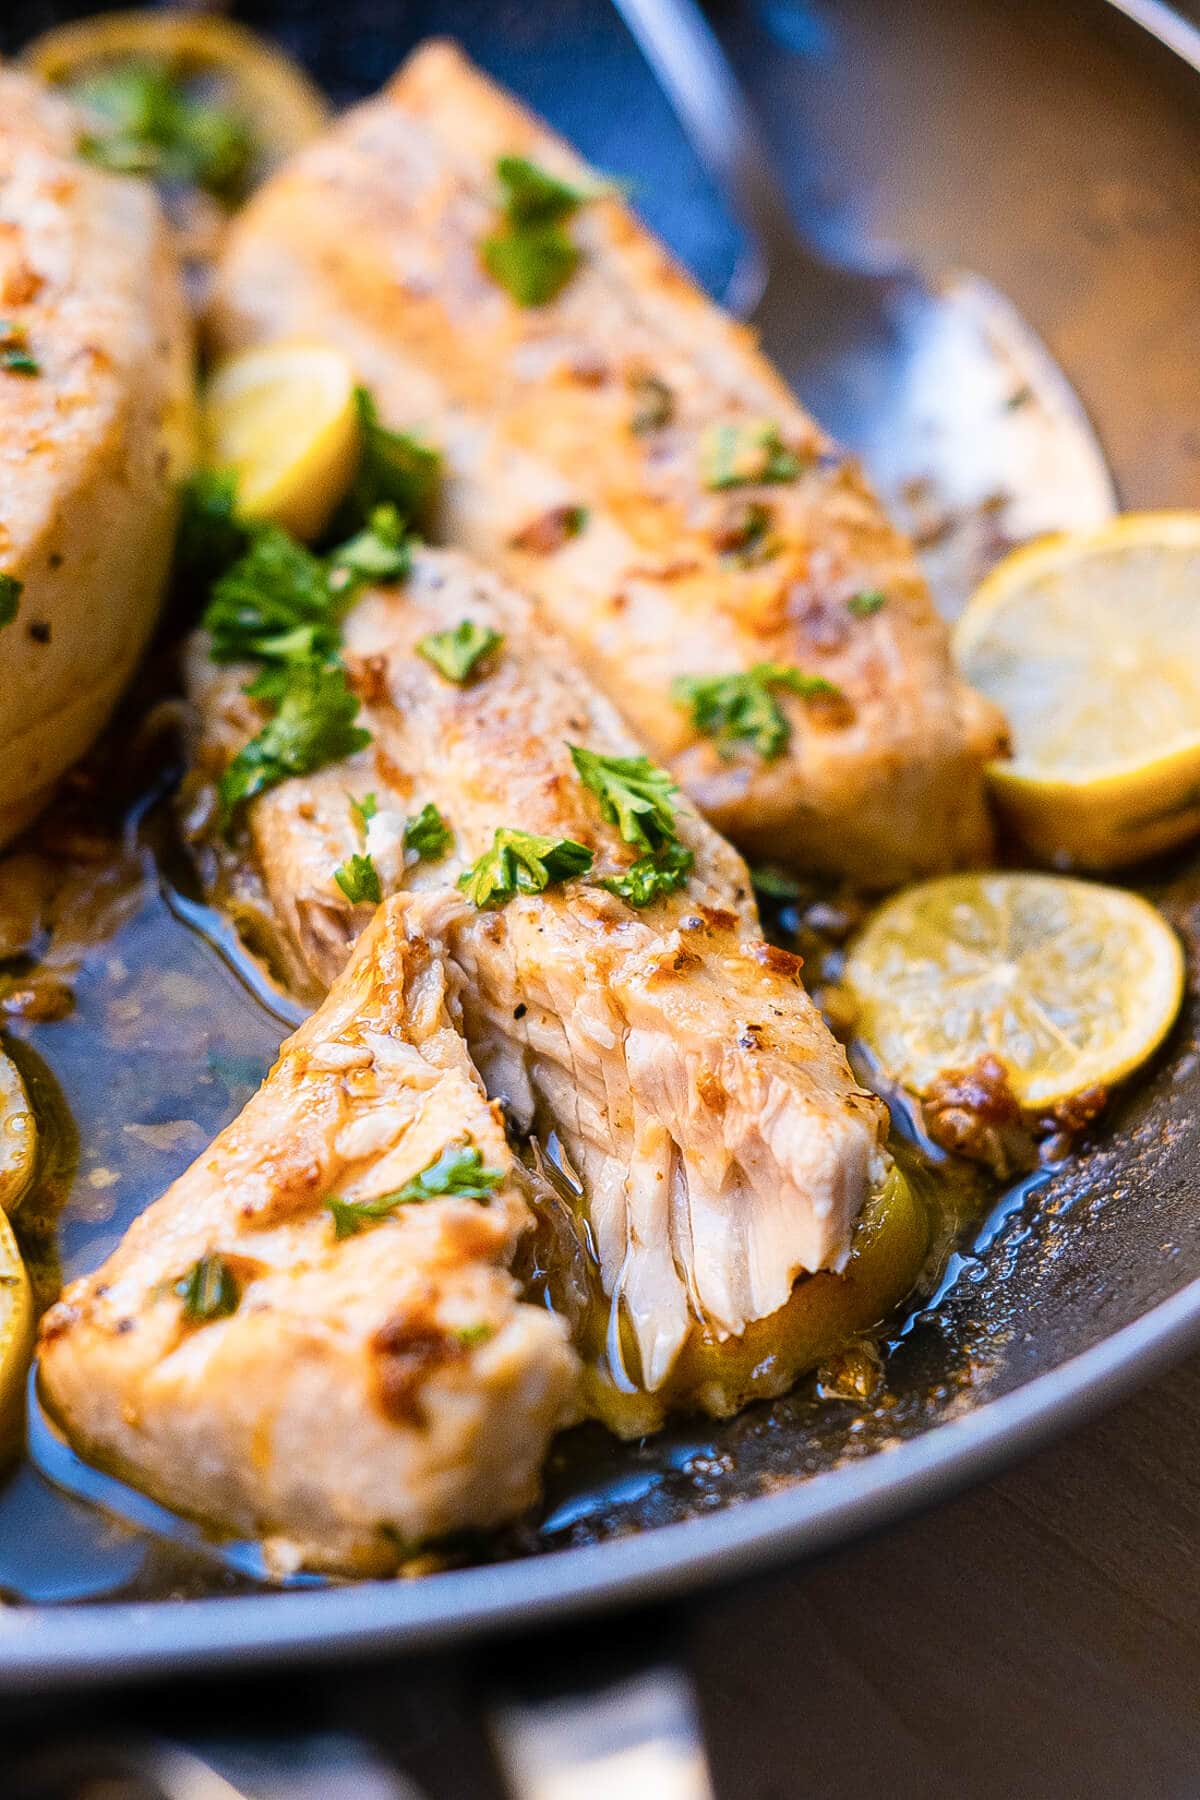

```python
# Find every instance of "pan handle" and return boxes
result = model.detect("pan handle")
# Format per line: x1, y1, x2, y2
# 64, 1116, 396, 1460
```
485, 1656, 716, 1799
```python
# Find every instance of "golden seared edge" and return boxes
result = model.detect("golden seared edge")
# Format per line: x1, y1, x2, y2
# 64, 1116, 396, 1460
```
206, 39, 1005, 885
0, 69, 195, 846
37, 898, 579, 1576
187, 547, 887, 1400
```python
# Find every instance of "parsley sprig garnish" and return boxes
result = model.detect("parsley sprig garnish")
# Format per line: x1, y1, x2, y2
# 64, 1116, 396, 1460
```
325, 1141, 505, 1238
673, 663, 843, 760
597, 841, 693, 907
219, 663, 371, 822
569, 747, 679, 852
340, 388, 441, 532
458, 829, 593, 908
334, 851, 382, 905
699, 420, 803, 490
847, 588, 886, 617
480, 155, 591, 306
175, 1251, 239, 1323
73, 60, 254, 204
417, 619, 503, 683
0, 321, 38, 376
404, 802, 453, 862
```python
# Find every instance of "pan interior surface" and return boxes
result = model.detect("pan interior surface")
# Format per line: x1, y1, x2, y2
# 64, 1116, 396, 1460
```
0, 0, 1198, 1672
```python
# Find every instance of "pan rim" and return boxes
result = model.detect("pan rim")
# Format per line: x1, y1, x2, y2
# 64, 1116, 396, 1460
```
2, 0, 1199, 1689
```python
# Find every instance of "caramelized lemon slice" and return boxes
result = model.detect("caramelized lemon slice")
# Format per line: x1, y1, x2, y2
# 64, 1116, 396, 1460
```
21, 11, 330, 184
955, 514, 1200, 869
0, 1050, 35, 1216
202, 344, 360, 540
843, 873, 1183, 1109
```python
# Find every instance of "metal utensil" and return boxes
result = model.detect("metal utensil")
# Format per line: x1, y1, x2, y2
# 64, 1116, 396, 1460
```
611, 0, 1118, 614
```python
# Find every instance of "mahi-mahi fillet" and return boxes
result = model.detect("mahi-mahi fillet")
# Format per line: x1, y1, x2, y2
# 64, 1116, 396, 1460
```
207, 39, 1006, 885
185, 547, 887, 1407
38, 898, 579, 1574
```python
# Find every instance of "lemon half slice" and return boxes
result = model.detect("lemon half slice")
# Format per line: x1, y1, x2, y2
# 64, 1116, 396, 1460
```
0, 1207, 32, 1456
843, 872, 1184, 1108
955, 514, 1200, 869
0, 1049, 35, 1215
22, 11, 330, 181
202, 344, 360, 541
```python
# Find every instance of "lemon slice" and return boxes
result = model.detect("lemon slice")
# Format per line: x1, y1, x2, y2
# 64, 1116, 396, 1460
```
0, 1207, 32, 1456
955, 514, 1200, 869
21, 11, 330, 184
203, 344, 360, 541
0, 1049, 36, 1215
843, 872, 1183, 1108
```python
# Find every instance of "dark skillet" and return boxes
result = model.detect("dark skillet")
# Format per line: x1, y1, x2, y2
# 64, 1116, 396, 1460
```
0, 0, 1199, 1688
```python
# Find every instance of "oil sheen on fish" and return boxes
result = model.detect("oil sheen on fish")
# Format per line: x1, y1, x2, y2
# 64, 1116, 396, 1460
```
185, 547, 896, 1430
38, 899, 579, 1575
206, 39, 1007, 886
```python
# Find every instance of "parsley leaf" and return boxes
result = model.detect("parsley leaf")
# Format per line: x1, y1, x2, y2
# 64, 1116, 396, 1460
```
73, 61, 254, 204
417, 619, 502, 683
0, 574, 21, 629
699, 421, 803, 490
343, 388, 440, 531
219, 663, 370, 822
203, 525, 341, 667
174, 469, 248, 588
673, 663, 843, 760
328, 503, 411, 592
325, 1141, 505, 1238
847, 588, 886, 617
458, 828, 593, 908
349, 791, 378, 836
569, 746, 680, 852
480, 155, 592, 306
750, 864, 804, 901
0, 321, 38, 376
496, 155, 587, 225
175, 1251, 239, 1323
334, 851, 382, 905
597, 841, 694, 907
404, 802, 453, 862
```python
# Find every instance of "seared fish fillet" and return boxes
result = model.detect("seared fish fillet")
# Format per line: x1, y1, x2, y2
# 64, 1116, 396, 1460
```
38, 899, 578, 1574
207, 40, 1005, 885
0, 69, 194, 847
186, 547, 888, 1422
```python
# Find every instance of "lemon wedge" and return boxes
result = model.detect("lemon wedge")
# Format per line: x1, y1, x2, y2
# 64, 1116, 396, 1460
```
842, 872, 1183, 1108
955, 514, 1200, 869
22, 11, 330, 183
0, 1207, 32, 1456
202, 344, 360, 541
0, 1049, 35, 1215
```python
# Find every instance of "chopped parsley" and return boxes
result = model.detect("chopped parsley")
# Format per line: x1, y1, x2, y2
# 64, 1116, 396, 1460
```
404, 802, 453, 862
717, 502, 778, 566
597, 841, 694, 908
750, 864, 804, 901
219, 663, 370, 823
175, 1251, 239, 1323
328, 503, 411, 592
455, 1322, 494, 1348
174, 469, 248, 588
334, 851, 382, 905
847, 588, 886, 617
417, 619, 503, 684
326, 1141, 505, 1237
480, 155, 591, 307
349, 791, 379, 836
72, 60, 254, 204
629, 373, 674, 434
0, 322, 38, 376
673, 663, 843, 760
457, 828, 593, 908
569, 746, 679, 853
203, 525, 340, 667
0, 574, 21, 629
343, 388, 441, 531
699, 420, 803, 490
